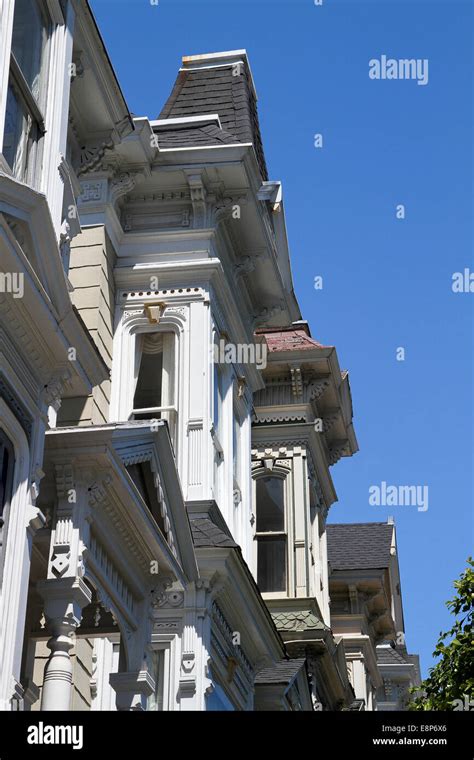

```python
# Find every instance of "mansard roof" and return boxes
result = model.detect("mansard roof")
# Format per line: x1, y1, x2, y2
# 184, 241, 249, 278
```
155, 121, 239, 149
158, 50, 268, 179
327, 522, 394, 571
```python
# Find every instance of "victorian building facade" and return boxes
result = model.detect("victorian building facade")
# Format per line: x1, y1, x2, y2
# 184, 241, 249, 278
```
0, 0, 419, 711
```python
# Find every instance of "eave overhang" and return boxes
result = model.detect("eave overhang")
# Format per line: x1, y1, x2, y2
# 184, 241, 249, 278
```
195, 545, 286, 665
254, 337, 359, 465
0, 174, 108, 393
44, 422, 198, 586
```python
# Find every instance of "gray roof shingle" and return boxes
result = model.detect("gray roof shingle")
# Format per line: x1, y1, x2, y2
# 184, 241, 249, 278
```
157, 122, 239, 149
254, 659, 306, 685
377, 645, 409, 665
190, 517, 237, 548
326, 522, 394, 570
158, 61, 268, 179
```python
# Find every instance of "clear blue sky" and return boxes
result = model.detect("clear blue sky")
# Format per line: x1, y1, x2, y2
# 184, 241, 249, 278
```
90, 0, 473, 677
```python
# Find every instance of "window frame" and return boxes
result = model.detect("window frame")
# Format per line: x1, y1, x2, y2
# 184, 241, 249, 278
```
253, 469, 290, 597
130, 328, 178, 441
3, 0, 53, 183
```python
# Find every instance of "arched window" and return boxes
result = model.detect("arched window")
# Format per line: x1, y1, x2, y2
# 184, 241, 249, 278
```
255, 476, 287, 593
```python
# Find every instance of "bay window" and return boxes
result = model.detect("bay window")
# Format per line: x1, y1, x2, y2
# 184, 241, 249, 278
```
2, 0, 51, 182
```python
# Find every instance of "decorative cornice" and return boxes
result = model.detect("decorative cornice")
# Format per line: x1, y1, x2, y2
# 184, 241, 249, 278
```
77, 137, 115, 176
290, 366, 303, 397
328, 440, 351, 466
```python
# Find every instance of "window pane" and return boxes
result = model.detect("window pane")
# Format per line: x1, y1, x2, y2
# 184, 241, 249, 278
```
147, 650, 164, 711
257, 537, 286, 593
11, 0, 48, 100
3, 83, 30, 177
126, 462, 167, 539
256, 477, 284, 532
134, 343, 163, 410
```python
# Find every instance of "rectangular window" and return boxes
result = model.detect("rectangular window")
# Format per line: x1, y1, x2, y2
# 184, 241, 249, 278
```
134, 351, 163, 412
131, 331, 177, 444
147, 649, 165, 711
2, 0, 50, 182
257, 536, 286, 592
255, 476, 287, 593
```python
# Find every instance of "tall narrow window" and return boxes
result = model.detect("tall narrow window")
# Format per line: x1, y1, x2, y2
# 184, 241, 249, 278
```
255, 476, 287, 593
133, 335, 163, 416
147, 649, 165, 711
2, 0, 50, 181
132, 332, 175, 418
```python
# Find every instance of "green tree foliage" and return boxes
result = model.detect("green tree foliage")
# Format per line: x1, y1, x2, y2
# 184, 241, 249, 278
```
408, 558, 474, 710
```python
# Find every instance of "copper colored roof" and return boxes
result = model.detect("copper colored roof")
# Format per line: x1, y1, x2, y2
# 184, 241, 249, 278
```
258, 327, 326, 353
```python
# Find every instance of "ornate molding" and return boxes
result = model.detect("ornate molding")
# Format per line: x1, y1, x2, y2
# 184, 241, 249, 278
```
290, 366, 303, 397
151, 579, 184, 610
328, 440, 351, 466
42, 368, 73, 411
89, 531, 136, 617
78, 138, 115, 176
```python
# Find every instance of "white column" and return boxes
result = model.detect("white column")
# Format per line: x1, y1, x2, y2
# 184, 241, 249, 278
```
37, 577, 91, 711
